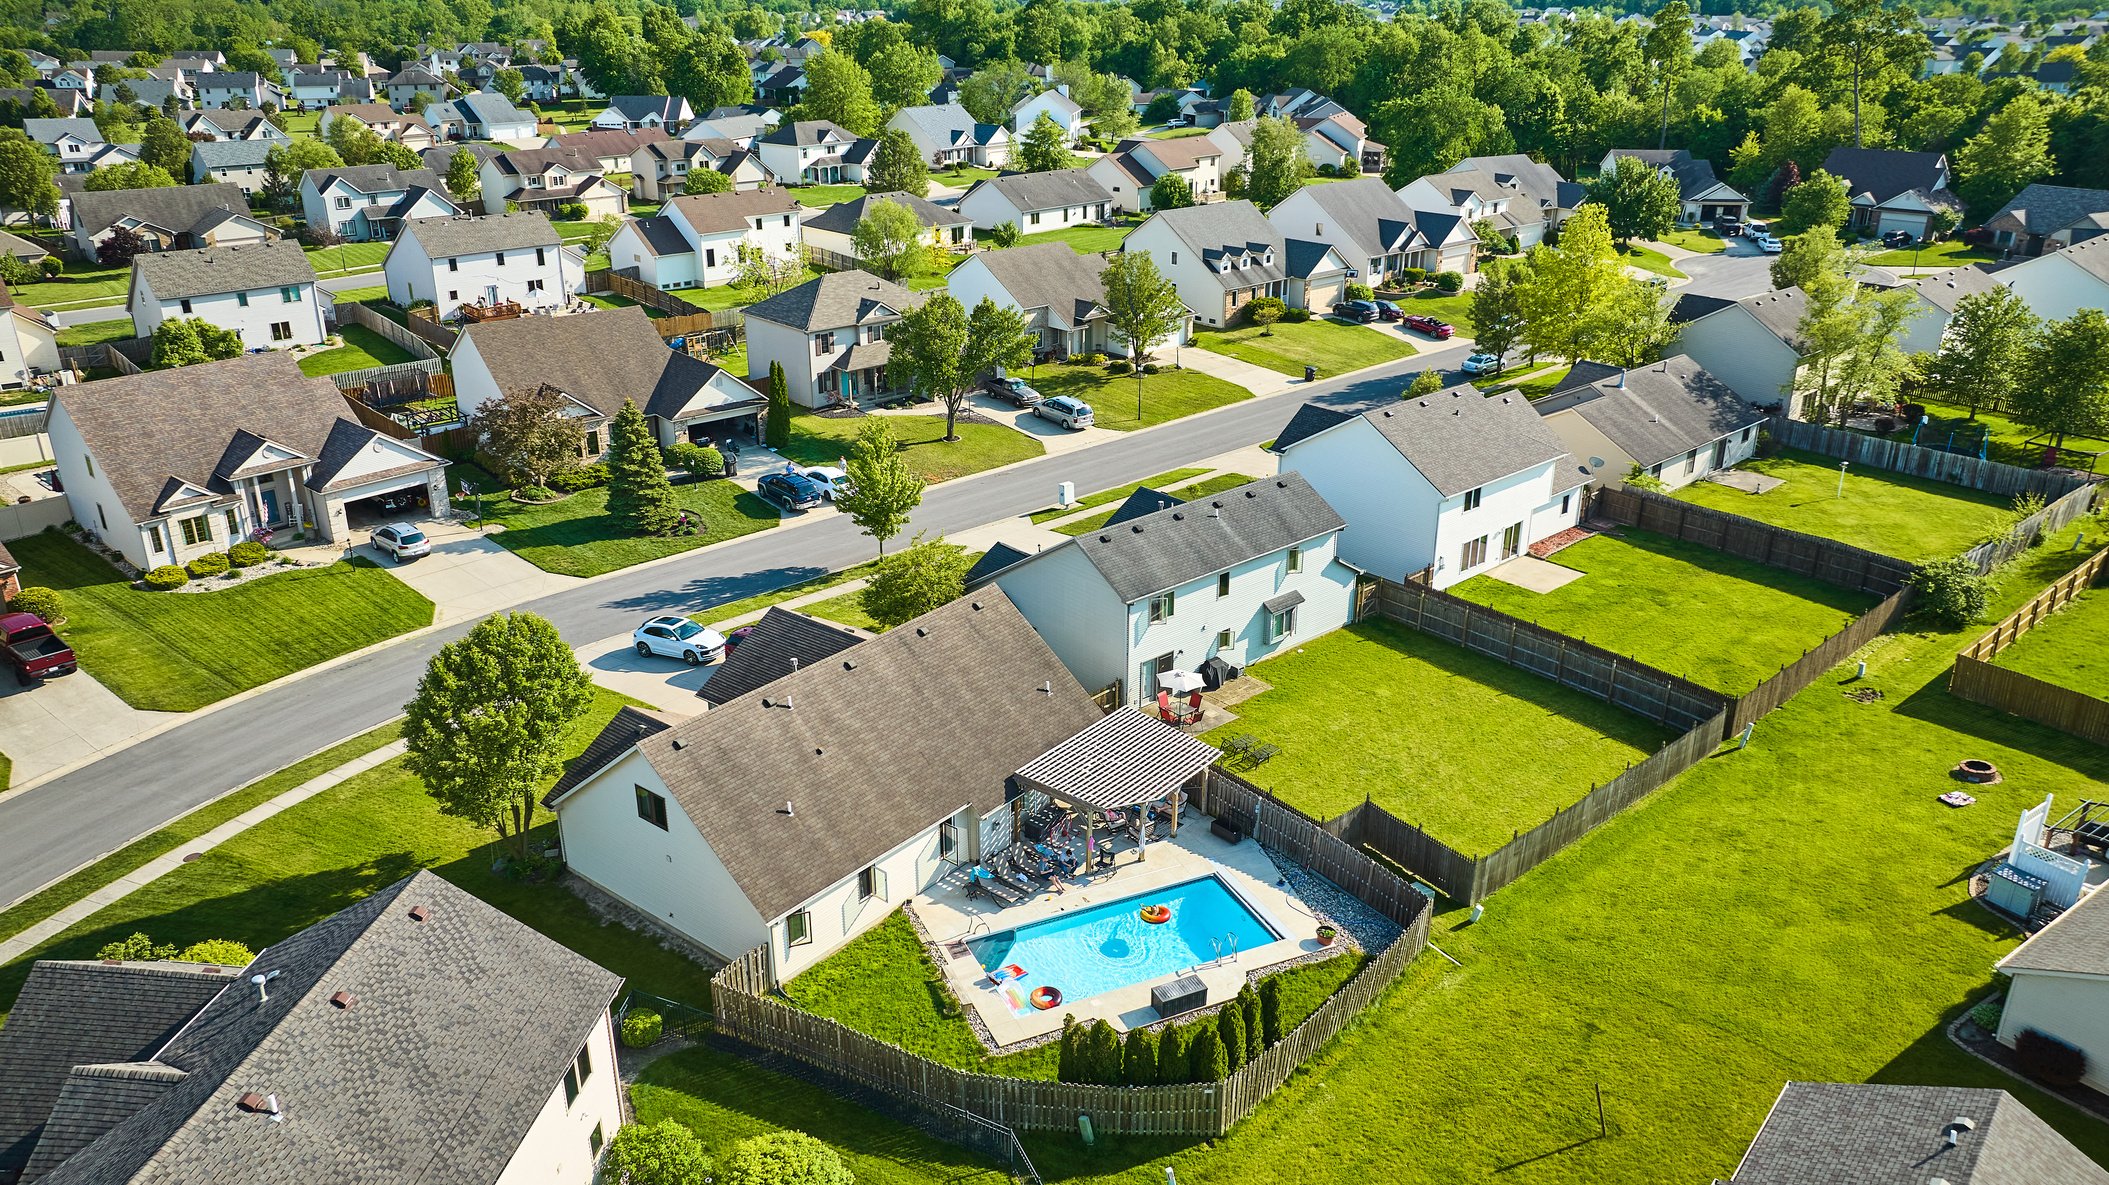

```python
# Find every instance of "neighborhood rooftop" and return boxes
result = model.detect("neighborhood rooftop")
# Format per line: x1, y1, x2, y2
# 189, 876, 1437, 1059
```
458, 306, 753, 422
128, 240, 314, 301
1069, 473, 1344, 603
1728, 1083, 2109, 1184
402, 211, 562, 256
743, 269, 922, 332
1533, 355, 1767, 472
1277, 385, 1575, 497
697, 607, 864, 706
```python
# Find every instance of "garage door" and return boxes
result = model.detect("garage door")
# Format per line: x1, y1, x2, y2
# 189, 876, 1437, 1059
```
1877, 209, 1929, 237
333, 470, 439, 527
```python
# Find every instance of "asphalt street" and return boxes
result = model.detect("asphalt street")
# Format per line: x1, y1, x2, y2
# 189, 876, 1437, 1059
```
0, 245, 1785, 908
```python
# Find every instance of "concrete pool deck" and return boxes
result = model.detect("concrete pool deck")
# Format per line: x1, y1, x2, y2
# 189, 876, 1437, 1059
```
909, 821, 1343, 1046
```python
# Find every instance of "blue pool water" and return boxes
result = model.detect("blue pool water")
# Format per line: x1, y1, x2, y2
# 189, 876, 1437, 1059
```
968, 876, 1277, 1013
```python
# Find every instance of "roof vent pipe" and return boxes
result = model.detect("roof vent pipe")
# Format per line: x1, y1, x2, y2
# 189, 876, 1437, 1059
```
249, 969, 282, 1003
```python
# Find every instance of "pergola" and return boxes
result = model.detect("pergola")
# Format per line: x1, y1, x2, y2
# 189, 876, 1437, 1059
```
1012, 710, 1221, 864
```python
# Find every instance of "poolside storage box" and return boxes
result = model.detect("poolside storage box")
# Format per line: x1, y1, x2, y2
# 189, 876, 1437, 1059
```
1152, 975, 1207, 1018
1985, 862, 2048, 921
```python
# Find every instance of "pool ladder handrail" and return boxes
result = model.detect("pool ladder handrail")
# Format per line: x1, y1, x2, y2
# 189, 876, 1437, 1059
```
1207, 931, 1240, 967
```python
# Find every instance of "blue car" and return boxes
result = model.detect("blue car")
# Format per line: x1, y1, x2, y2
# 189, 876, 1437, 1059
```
758, 469, 826, 510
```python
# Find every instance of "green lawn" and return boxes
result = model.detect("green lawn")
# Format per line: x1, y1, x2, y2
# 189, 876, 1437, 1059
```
301, 241, 391, 276
54, 318, 135, 348
1449, 530, 1879, 695
10, 531, 433, 713
708, 342, 747, 375
0, 688, 722, 1023
781, 413, 1044, 483
1028, 364, 1252, 431
779, 909, 1371, 1081
691, 560, 880, 626
1017, 219, 1140, 254
462, 472, 780, 578
277, 110, 320, 137
686, 269, 825, 312
790, 184, 869, 207
1028, 467, 1209, 524
1192, 318, 1415, 378
1394, 288, 1476, 326
1673, 447, 2017, 561
327, 284, 390, 305
1862, 239, 1998, 269
1145, 126, 1211, 139
1872, 399, 2109, 471
579, 291, 666, 318
934, 165, 1001, 187
1616, 242, 1686, 279
1054, 472, 1258, 536
1656, 228, 1728, 254
632, 1045, 1013, 1185
11, 259, 130, 311
1991, 583, 2109, 698
295, 324, 419, 376
799, 585, 884, 632
1487, 363, 1574, 398
1204, 620, 1676, 849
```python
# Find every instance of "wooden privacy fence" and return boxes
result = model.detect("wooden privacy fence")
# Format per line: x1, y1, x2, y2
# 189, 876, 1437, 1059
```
57, 341, 143, 377
335, 301, 441, 361
1767, 416, 2098, 501
1724, 588, 1911, 735
1593, 486, 1914, 596
400, 306, 462, 351
1374, 579, 1729, 732
1947, 545, 2109, 745
1961, 546, 2109, 662
1957, 482, 2101, 576
0, 405, 46, 439
712, 781, 1432, 1138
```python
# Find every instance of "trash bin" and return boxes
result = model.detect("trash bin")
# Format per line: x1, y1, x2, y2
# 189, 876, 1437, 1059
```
722, 445, 739, 477
1304, 365, 1317, 383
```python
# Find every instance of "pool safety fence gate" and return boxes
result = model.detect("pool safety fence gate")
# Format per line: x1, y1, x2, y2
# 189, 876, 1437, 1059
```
709, 784, 1432, 1138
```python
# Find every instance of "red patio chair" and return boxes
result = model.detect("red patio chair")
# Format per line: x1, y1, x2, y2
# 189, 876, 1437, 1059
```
1157, 690, 1178, 722
1186, 691, 1204, 723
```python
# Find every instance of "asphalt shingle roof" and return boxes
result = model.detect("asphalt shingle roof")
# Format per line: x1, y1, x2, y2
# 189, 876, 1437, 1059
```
303, 163, 446, 197
1281, 384, 1571, 497
190, 138, 275, 174
1608, 148, 1741, 202
1729, 1082, 2109, 1184
1822, 147, 1952, 206
582, 592, 1102, 921
70, 184, 253, 240
1275, 177, 1420, 259
129, 240, 314, 301
546, 705, 674, 800
1998, 876, 2109, 977
1064, 473, 1344, 602
1145, 201, 1299, 289
1986, 182, 2109, 236
697, 607, 865, 706
968, 242, 1110, 326
800, 191, 966, 238
742, 269, 922, 332
1535, 355, 1766, 469
458, 305, 752, 422
973, 169, 1112, 214
665, 186, 802, 235
400, 211, 560, 258
1911, 263, 2001, 313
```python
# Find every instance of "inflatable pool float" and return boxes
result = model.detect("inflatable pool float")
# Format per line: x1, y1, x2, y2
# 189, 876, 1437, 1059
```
1139, 903, 1171, 924
1030, 985, 1062, 1010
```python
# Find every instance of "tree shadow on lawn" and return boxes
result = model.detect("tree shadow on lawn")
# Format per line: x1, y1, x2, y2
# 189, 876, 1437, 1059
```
597, 564, 831, 617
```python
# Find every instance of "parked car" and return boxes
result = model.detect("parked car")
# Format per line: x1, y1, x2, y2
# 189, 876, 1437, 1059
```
1755, 232, 1783, 254
1401, 314, 1454, 340
633, 615, 726, 665
0, 612, 75, 686
1331, 300, 1380, 323
1371, 300, 1404, 322
1460, 352, 1504, 375
794, 465, 854, 500
758, 470, 827, 510
981, 372, 1043, 407
369, 522, 431, 563
1034, 395, 1095, 430
1881, 230, 1916, 249
723, 624, 757, 652
1714, 214, 1743, 237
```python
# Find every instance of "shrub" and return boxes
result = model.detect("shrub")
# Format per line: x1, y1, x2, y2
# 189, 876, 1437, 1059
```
1239, 984, 1262, 1059
556, 201, 589, 220
1156, 1024, 1189, 1083
1967, 995, 2004, 1034
96, 932, 175, 960
1188, 1024, 1229, 1081
227, 540, 269, 567
177, 938, 255, 966
602, 1118, 713, 1185
719, 1131, 852, 1185
1243, 295, 1287, 327
1260, 977, 1284, 1047
144, 565, 189, 590
547, 462, 608, 493
1624, 463, 1667, 493
1343, 281, 1374, 302
1079, 351, 1107, 365
8, 586, 62, 623
1105, 359, 1131, 374
664, 442, 723, 478
2016, 1028, 2087, 1087
1217, 1002, 1247, 1072
1907, 556, 1988, 629
1142, 362, 1159, 374
1434, 270, 1465, 292
1400, 266, 1427, 285
620, 1008, 665, 1048
1122, 1026, 1158, 1085
1282, 305, 1311, 322
185, 552, 231, 579
296, 224, 343, 248
515, 485, 560, 502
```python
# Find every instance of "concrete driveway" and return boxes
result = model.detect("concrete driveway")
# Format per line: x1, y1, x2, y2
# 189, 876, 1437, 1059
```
576, 630, 713, 716
0, 670, 177, 792
351, 519, 582, 624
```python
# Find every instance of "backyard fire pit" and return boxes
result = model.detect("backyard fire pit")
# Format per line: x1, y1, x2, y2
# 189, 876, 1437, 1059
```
1954, 759, 2003, 785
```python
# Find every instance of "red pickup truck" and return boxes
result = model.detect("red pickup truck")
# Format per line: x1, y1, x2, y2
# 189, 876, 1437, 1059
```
1, 612, 76, 685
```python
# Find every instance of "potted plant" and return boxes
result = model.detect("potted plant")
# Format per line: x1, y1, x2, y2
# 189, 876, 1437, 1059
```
1315, 925, 1338, 947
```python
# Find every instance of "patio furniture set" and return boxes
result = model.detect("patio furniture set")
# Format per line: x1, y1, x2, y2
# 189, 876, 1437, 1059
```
963, 801, 1187, 907
1218, 734, 1280, 768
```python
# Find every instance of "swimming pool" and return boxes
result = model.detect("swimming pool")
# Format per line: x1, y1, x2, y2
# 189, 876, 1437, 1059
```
968, 876, 1278, 1015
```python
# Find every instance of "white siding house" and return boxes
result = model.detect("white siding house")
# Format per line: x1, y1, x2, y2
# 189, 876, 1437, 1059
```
1670, 289, 1808, 415
947, 242, 1187, 359
886, 103, 1010, 168
127, 240, 327, 350
384, 212, 579, 320
0, 303, 59, 389
1995, 880, 2109, 1094
1272, 386, 1584, 589
1531, 356, 1767, 492
741, 269, 922, 409
1012, 88, 1088, 143
1123, 200, 1350, 328
955, 171, 1111, 233
1267, 179, 1433, 284
299, 163, 460, 242
2001, 233, 2109, 323
604, 187, 804, 291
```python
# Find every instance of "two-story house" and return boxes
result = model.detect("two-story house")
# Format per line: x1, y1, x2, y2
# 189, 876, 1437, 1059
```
1669, 287, 1808, 414
194, 70, 283, 110
48, 353, 451, 568
319, 103, 437, 150
181, 108, 290, 143
479, 146, 629, 219
541, 128, 674, 174
0, 870, 624, 1185
127, 240, 327, 350
629, 138, 769, 201
383, 65, 448, 109
189, 138, 274, 194
1267, 178, 1434, 286
23, 117, 109, 174
1272, 384, 1585, 589
1597, 149, 1751, 228
1532, 356, 1767, 492
947, 241, 1188, 358
982, 472, 1354, 702
604, 187, 803, 290
299, 164, 460, 242
955, 170, 1113, 233
1011, 88, 1088, 143
383, 212, 579, 320
0, 290, 59, 390
1397, 153, 1583, 251
1821, 146, 1962, 239
1123, 201, 1350, 328
754, 120, 875, 186
592, 95, 695, 131
886, 103, 1009, 169
425, 92, 538, 143
743, 268, 924, 408
1086, 136, 1226, 215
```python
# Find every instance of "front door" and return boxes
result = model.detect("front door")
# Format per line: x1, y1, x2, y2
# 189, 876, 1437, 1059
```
260, 488, 280, 526
1713, 438, 1728, 470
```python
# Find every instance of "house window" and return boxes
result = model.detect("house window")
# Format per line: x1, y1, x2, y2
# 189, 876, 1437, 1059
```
705, 248, 716, 267
635, 785, 668, 829
270, 321, 293, 341
1171, 251, 1178, 263
938, 820, 956, 858
147, 523, 162, 551
1217, 571, 1231, 597
589, 1124, 604, 1158
1463, 487, 1482, 512
1286, 546, 1302, 573
535, 247, 546, 266
335, 196, 351, 209
1148, 591, 1175, 622
96, 504, 107, 530
225, 508, 238, 536
235, 291, 248, 307
585, 431, 601, 454
786, 909, 812, 947
179, 298, 192, 314
1741, 426, 1754, 442
84, 455, 93, 477
1561, 493, 1572, 515
1461, 534, 1488, 569
447, 290, 458, 301
527, 278, 544, 292
1266, 605, 1297, 643
1685, 449, 1699, 474
179, 515, 212, 546
1029, 212, 1042, 225
1215, 628, 1232, 649
814, 331, 835, 354
1501, 522, 1522, 559
281, 286, 301, 302
857, 864, 887, 901
562, 1043, 592, 1105
1650, 463, 1663, 478
495, 251, 505, 265
1144, 652, 1175, 692
448, 258, 459, 271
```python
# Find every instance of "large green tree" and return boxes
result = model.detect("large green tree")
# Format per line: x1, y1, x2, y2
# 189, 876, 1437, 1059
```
136, 115, 191, 177
1922, 286, 2038, 419
1953, 92, 2053, 219
1642, 0, 1694, 149
604, 399, 679, 536
402, 612, 593, 861
865, 127, 929, 197
850, 197, 934, 281
792, 50, 881, 137
1244, 114, 1305, 209
1149, 171, 1195, 210
83, 161, 177, 191
1587, 157, 1682, 244
1790, 240, 1917, 424
1817, 0, 1927, 148
1516, 204, 1638, 364
835, 417, 925, 553
1468, 258, 1527, 365
1017, 112, 1074, 172
889, 291, 1032, 440
444, 146, 481, 202
1778, 169, 1850, 234
866, 40, 941, 110
2016, 309, 2109, 449
1100, 249, 1186, 420
860, 534, 972, 629
0, 133, 60, 220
